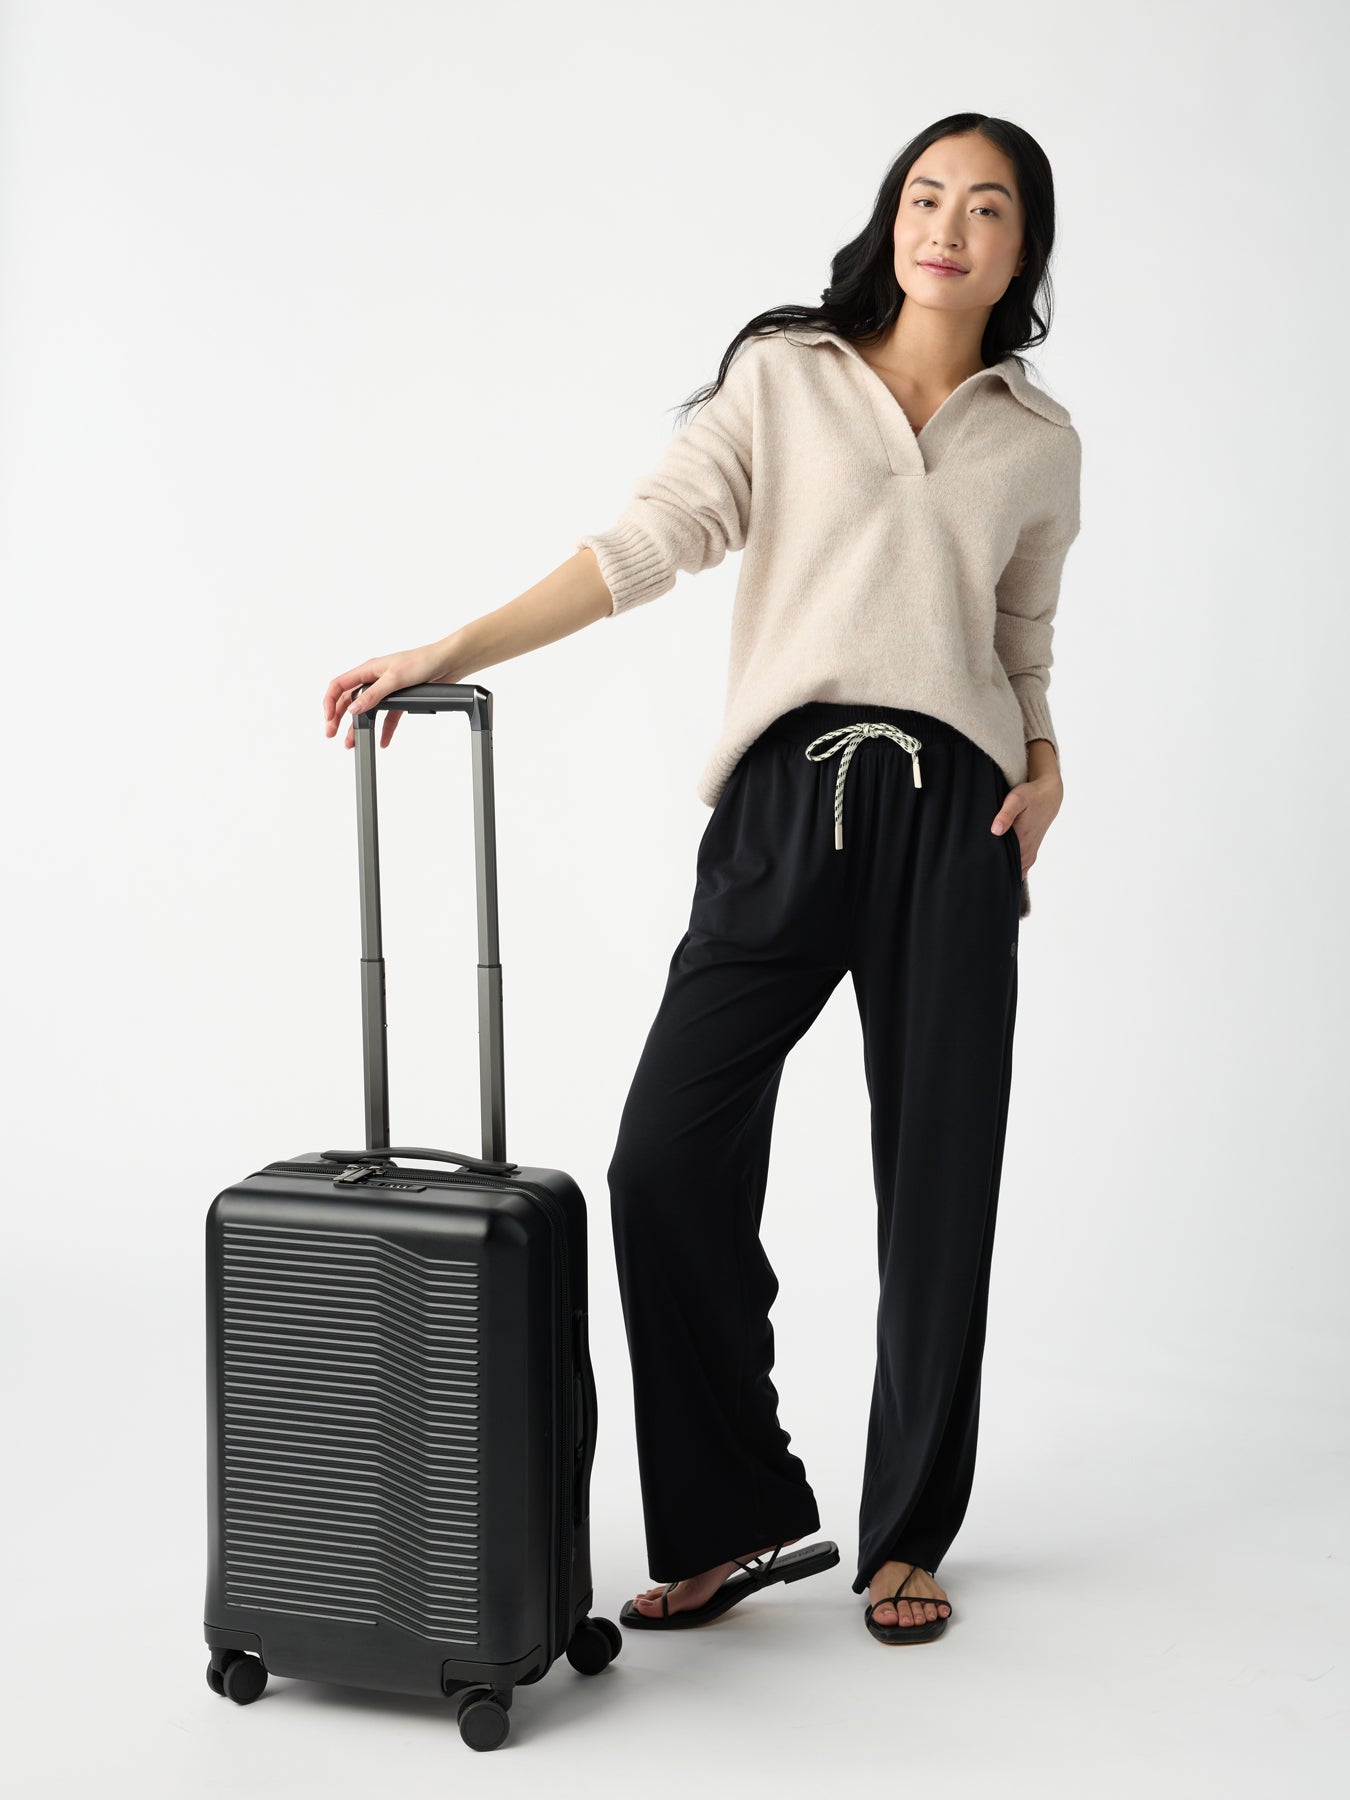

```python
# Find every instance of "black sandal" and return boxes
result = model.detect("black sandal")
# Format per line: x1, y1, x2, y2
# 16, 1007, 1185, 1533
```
619, 1540, 840, 1630
863, 1563, 953, 1644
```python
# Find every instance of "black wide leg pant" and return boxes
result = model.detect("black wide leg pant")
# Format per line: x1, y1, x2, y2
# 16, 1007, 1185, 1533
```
607, 700, 1022, 1596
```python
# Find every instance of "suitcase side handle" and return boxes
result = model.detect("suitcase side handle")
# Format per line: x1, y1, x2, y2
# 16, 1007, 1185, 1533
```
573, 1310, 598, 1526
352, 683, 507, 1166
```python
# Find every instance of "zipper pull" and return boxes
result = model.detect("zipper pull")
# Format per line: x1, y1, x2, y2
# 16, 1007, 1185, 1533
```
332, 1162, 379, 1186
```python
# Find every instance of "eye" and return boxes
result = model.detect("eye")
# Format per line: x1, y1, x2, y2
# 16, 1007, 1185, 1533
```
912, 198, 1000, 216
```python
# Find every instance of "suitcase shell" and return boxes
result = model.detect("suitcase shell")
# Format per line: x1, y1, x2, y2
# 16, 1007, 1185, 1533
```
204, 684, 611, 1739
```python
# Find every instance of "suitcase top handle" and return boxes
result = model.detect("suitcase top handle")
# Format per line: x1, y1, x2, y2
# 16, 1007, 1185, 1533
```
319, 1145, 520, 1180
351, 684, 508, 1168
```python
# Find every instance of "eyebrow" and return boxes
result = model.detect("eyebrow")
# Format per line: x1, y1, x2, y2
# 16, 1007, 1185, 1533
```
907, 176, 1015, 200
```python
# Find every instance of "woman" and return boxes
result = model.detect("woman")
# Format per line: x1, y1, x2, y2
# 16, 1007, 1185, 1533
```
321, 113, 1082, 1648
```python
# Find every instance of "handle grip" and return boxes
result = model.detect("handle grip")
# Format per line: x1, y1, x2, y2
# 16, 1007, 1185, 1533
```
573, 1310, 598, 1525
320, 1145, 519, 1178
353, 681, 493, 722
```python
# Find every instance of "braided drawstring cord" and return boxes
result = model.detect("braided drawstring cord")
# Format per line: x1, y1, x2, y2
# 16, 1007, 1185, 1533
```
802, 721, 923, 850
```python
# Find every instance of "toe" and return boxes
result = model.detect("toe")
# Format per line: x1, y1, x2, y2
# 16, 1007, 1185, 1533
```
871, 1601, 897, 1625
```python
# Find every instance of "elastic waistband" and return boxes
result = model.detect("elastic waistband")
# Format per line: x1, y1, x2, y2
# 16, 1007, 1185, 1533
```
765, 701, 982, 853
762, 701, 974, 754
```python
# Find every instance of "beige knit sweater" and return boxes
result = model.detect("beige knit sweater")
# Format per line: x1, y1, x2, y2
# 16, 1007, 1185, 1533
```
578, 326, 1081, 904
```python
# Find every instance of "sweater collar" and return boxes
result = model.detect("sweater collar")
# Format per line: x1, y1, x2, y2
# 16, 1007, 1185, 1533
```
780, 326, 1072, 429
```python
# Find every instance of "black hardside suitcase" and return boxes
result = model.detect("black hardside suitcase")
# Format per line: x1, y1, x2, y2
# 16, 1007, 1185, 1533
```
204, 682, 616, 1752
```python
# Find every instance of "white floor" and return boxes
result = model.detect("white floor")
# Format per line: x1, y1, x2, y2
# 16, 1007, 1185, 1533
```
8, 1275, 1344, 1800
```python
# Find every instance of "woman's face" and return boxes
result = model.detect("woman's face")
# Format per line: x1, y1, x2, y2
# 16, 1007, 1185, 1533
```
893, 134, 1028, 315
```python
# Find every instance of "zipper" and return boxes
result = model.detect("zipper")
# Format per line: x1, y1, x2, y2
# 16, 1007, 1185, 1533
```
248, 1158, 575, 1661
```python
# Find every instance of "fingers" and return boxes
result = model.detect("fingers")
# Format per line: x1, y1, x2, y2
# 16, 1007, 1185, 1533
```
324, 669, 386, 751
330, 686, 363, 750
348, 664, 408, 725
339, 702, 405, 752
324, 662, 409, 750
325, 680, 366, 740
348, 680, 383, 721
324, 666, 379, 730
360, 708, 403, 751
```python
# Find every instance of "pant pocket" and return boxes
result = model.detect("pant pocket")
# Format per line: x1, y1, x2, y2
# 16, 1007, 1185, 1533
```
987, 758, 1023, 900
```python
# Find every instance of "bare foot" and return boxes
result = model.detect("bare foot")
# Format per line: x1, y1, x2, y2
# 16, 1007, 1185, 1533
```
866, 1558, 950, 1628
631, 1537, 803, 1618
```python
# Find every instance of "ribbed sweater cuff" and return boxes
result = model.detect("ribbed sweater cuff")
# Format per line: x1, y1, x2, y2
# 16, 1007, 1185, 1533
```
1012, 677, 1059, 765
577, 520, 671, 615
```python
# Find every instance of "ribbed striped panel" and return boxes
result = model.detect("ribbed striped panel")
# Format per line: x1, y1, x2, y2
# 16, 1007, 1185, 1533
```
219, 1220, 481, 1640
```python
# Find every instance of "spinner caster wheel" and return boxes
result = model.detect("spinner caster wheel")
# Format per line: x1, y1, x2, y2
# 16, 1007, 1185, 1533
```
456, 1685, 510, 1751
566, 1616, 619, 1674
220, 1653, 268, 1704
206, 1648, 244, 1697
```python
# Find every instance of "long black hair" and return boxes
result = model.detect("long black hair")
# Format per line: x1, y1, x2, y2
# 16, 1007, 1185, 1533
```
674, 113, 1058, 427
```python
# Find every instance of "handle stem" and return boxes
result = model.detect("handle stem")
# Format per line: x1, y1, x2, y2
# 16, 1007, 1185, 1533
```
353, 683, 507, 1165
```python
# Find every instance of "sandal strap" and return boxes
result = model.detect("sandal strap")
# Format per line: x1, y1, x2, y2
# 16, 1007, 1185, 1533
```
658, 1541, 790, 1616
889, 1571, 946, 1607
892, 1565, 922, 1602
729, 1541, 785, 1580
864, 1561, 947, 1619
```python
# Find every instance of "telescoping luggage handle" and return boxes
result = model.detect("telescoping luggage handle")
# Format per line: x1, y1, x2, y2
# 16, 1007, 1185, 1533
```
330, 681, 518, 1177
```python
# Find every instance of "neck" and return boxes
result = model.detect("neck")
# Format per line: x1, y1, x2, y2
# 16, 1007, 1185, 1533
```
858, 315, 990, 390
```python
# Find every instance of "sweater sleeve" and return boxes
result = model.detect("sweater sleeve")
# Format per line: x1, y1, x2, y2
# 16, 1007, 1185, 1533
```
993, 426, 1082, 766
577, 340, 758, 616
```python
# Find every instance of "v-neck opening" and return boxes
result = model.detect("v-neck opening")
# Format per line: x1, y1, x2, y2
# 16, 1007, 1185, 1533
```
787, 328, 1013, 479
836, 340, 1004, 478
857, 352, 983, 434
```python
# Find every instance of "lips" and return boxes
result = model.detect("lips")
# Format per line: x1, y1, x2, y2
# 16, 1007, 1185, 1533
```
920, 259, 966, 273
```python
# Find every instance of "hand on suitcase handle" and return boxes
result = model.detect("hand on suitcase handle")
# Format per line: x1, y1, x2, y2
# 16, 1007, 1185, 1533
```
323, 639, 473, 751
321, 1145, 520, 1178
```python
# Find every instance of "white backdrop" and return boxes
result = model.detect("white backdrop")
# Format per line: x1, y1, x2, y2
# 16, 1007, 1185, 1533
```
3, 0, 1346, 1793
